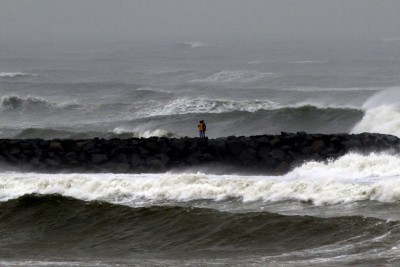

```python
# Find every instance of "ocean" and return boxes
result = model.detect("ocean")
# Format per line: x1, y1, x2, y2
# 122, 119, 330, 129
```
1, 39, 400, 266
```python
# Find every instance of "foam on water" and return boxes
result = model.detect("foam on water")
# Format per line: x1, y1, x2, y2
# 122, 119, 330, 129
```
145, 97, 281, 116
178, 41, 209, 48
112, 127, 176, 138
0, 72, 35, 78
1, 153, 400, 206
190, 70, 274, 83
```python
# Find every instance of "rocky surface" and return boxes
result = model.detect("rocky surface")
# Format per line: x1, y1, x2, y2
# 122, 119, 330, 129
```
0, 132, 398, 174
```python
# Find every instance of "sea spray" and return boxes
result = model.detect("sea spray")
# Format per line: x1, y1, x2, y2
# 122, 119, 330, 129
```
352, 88, 400, 136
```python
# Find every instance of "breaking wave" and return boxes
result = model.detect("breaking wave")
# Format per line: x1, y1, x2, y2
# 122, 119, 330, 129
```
1, 153, 400, 206
112, 127, 176, 138
190, 70, 274, 83
0, 95, 79, 112
144, 97, 359, 117
352, 88, 400, 137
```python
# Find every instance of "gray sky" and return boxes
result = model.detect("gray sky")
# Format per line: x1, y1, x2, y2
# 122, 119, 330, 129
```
1, 0, 400, 44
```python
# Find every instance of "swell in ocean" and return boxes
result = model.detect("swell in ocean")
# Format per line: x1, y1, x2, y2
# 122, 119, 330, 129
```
0, 94, 363, 138
0, 193, 398, 266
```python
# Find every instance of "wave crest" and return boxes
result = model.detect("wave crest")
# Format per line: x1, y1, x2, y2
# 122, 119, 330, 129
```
145, 98, 281, 116
1, 153, 400, 205
352, 88, 400, 136
0, 72, 35, 78
0, 95, 79, 112
144, 97, 360, 117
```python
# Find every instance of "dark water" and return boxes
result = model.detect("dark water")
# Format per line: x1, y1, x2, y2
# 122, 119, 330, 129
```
2, 40, 400, 266
1, 194, 399, 266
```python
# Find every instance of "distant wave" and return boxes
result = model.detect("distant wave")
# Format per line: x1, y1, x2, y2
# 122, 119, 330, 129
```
289, 61, 327, 64
0, 72, 35, 78
13, 127, 177, 139
0, 95, 79, 112
144, 97, 360, 117
190, 70, 274, 83
177, 41, 209, 48
281, 87, 384, 92
145, 98, 281, 116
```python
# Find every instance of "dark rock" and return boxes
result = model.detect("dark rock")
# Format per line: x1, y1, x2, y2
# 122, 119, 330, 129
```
239, 148, 257, 165
115, 163, 130, 172
143, 140, 159, 152
44, 158, 60, 167
209, 140, 226, 152
115, 153, 128, 163
269, 148, 285, 161
226, 140, 243, 155
301, 146, 314, 155
49, 141, 63, 151
131, 154, 145, 167
257, 146, 271, 159
157, 153, 170, 165
275, 161, 290, 173
269, 138, 280, 147
0, 133, 395, 174
9, 147, 20, 156
148, 158, 165, 171
311, 140, 325, 151
91, 154, 108, 164
65, 152, 77, 161
138, 147, 150, 156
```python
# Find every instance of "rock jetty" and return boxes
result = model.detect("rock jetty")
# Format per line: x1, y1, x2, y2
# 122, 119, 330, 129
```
0, 132, 398, 174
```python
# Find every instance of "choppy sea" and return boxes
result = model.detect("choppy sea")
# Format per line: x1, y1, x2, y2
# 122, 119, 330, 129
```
1, 40, 400, 266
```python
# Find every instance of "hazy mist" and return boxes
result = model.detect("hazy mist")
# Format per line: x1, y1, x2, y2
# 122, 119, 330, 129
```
1, 0, 400, 46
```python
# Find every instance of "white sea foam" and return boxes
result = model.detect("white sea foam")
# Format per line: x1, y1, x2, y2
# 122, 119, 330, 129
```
0, 72, 35, 78
190, 71, 274, 83
141, 97, 359, 117
282, 87, 384, 92
352, 88, 400, 136
1, 153, 400, 206
112, 127, 176, 138
289, 61, 327, 64
178, 41, 209, 48
145, 98, 281, 116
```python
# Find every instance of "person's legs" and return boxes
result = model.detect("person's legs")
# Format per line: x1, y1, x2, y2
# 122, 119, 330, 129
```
199, 131, 203, 137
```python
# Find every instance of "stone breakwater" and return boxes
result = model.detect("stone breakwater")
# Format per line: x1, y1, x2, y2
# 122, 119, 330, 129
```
0, 132, 398, 174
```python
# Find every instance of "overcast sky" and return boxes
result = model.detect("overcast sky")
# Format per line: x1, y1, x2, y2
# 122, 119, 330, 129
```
1, 0, 400, 44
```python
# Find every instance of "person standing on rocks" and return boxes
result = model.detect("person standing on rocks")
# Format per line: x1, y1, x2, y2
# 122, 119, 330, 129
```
198, 120, 206, 138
